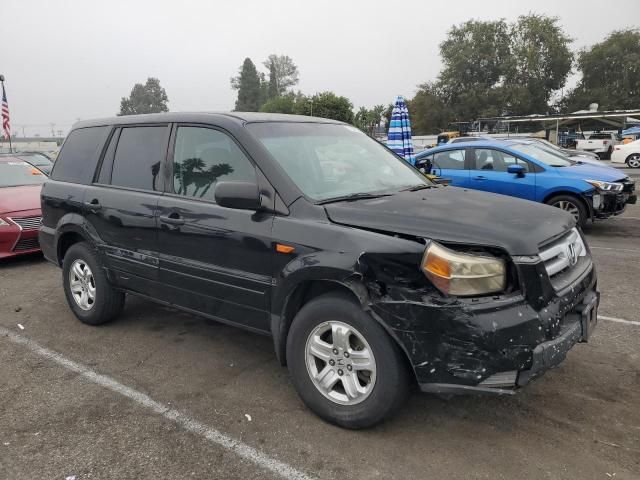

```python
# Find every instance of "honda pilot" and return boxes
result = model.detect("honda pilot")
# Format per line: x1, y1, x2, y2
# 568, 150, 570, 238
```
40, 113, 599, 428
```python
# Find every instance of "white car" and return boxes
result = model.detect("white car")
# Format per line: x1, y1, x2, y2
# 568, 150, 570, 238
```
611, 140, 640, 168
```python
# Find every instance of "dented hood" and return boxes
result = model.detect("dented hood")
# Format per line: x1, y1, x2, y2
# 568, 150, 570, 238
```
324, 186, 574, 255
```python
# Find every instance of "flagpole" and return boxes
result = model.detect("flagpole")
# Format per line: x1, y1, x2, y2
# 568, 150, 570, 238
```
0, 74, 11, 153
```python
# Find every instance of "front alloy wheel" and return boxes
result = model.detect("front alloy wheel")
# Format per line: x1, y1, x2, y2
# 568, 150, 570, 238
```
626, 154, 640, 168
286, 292, 410, 429
305, 321, 376, 405
551, 199, 580, 222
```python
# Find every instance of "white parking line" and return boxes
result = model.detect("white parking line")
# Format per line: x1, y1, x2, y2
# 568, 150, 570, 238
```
589, 245, 640, 254
600, 315, 640, 326
0, 327, 313, 480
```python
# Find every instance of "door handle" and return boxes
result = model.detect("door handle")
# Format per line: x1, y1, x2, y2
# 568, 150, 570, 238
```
160, 214, 185, 226
473, 176, 487, 181
84, 199, 101, 211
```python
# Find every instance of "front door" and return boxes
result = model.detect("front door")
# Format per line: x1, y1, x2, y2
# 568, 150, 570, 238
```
431, 148, 470, 187
468, 148, 536, 200
156, 125, 274, 332
85, 125, 170, 295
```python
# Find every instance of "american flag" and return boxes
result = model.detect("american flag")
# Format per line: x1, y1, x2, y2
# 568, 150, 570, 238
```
2, 84, 10, 140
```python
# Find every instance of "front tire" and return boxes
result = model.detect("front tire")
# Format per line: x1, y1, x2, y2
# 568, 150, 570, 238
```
626, 154, 640, 168
546, 194, 588, 228
62, 242, 125, 325
286, 292, 410, 429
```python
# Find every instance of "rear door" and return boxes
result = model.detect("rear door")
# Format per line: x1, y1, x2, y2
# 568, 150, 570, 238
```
85, 124, 170, 294
431, 148, 470, 187
155, 124, 274, 333
468, 148, 536, 200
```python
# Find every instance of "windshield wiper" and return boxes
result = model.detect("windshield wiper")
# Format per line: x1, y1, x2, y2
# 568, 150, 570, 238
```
400, 184, 435, 192
317, 192, 394, 205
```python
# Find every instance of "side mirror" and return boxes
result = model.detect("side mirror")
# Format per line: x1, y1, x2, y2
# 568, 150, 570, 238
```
508, 164, 526, 177
214, 181, 261, 210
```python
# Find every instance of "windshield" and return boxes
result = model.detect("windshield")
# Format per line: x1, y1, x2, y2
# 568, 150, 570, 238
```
247, 123, 430, 201
0, 161, 47, 187
510, 143, 573, 167
534, 139, 563, 151
20, 154, 52, 166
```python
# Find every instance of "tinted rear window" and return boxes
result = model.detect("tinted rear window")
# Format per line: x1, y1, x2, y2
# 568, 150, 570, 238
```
588, 133, 613, 139
110, 126, 167, 191
50, 126, 109, 184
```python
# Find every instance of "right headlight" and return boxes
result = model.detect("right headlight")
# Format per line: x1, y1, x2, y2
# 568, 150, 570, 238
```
421, 242, 506, 296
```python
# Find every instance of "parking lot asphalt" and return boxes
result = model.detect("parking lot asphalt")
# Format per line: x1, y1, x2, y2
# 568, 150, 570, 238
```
1, 205, 639, 480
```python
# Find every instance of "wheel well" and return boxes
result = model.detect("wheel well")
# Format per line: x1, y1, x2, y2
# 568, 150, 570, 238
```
543, 191, 588, 208
278, 280, 362, 366
626, 153, 640, 161
57, 232, 85, 266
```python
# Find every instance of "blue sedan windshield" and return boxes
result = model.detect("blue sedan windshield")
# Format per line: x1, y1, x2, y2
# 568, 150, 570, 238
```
510, 143, 573, 167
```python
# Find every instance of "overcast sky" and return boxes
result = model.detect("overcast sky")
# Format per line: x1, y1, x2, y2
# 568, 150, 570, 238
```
2, 0, 639, 136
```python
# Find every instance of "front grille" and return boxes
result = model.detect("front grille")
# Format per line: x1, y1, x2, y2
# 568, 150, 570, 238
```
539, 228, 591, 291
10, 216, 42, 230
13, 237, 40, 251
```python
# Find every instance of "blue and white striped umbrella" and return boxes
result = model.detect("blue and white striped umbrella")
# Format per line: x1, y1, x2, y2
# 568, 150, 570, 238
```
387, 95, 415, 164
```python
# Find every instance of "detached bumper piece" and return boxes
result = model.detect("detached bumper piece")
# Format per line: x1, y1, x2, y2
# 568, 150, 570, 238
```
594, 180, 636, 218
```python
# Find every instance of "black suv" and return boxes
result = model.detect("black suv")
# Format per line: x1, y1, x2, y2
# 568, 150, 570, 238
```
40, 113, 599, 428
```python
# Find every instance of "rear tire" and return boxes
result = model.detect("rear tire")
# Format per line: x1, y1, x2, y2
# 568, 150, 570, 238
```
546, 194, 588, 228
62, 242, 125, 325
286, 292, 410, 429
626, 154, 640, 168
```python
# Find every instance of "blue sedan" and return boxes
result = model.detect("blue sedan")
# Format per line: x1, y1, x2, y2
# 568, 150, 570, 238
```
415, 140, 637, 227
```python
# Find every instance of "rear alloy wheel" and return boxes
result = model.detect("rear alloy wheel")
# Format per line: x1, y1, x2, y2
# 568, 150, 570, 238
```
287, 292, 410, 429
626, 154, 640, 169
546, 195, 588, 228
62, 242, 125, 325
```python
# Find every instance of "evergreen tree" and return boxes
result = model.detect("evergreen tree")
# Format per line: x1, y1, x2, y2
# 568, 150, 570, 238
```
230, 58, 263, 111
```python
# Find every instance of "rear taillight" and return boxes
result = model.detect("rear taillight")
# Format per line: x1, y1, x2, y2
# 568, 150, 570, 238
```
603, 140, 609, 145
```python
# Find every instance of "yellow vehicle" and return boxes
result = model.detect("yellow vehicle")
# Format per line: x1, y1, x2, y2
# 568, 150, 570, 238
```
436, 131, 461, 145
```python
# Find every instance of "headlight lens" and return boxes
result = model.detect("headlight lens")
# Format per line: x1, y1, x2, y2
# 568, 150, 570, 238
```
584, 179, 623, 192
421, 242, 506, 296
0, 218, 10, 227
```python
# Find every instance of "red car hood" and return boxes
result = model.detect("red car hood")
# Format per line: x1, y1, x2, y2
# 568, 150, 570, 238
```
0, 185, 42, 215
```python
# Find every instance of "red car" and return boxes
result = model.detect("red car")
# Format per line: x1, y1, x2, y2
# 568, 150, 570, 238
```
0, 157, 46, 259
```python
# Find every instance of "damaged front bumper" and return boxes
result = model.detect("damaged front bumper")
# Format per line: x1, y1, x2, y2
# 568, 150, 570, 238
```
370, 259, 599, 396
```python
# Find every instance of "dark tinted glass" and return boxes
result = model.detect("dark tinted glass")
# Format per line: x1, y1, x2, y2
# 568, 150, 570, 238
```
173, 127, 256, 201
111, 126, 167, 191
50, 126, 109, 184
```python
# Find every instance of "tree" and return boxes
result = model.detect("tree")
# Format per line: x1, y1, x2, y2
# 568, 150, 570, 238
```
502, 14, 572, 114
561, 29, 640, 112
119, 77, 169, 116
354, 105, 385, 135
437, 19, 512, 120
296, 92, 354, 123
263, 55, 299, 98
260, 92, 298, 114
231, 58, 263, 111
433, 14, 573, 121
408, 83, 454, 135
